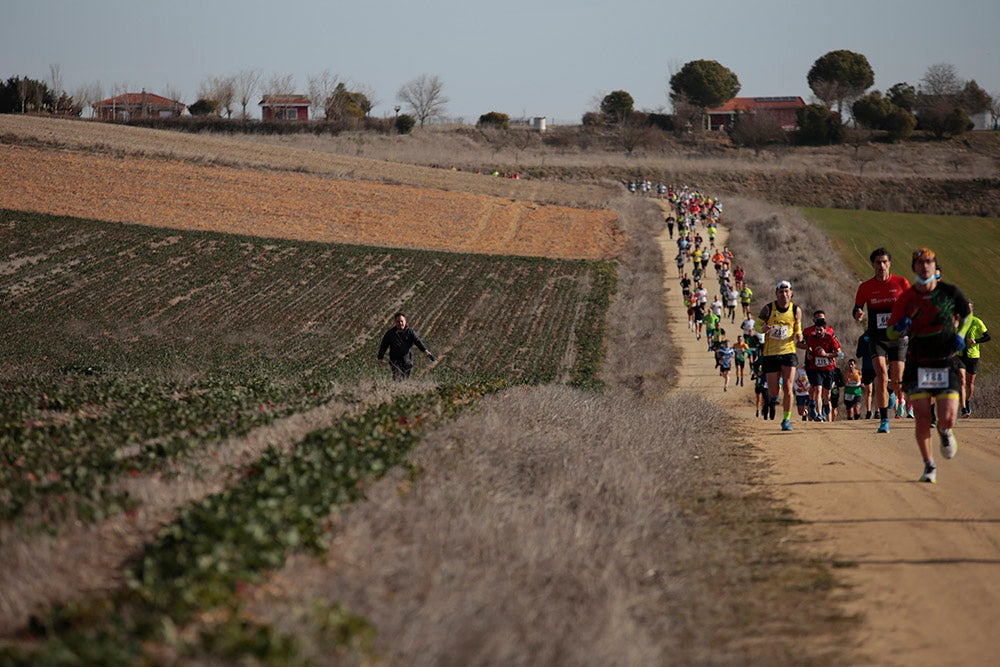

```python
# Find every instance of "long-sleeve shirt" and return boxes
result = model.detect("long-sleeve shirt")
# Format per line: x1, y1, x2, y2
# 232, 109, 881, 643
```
377, 326, 428, 366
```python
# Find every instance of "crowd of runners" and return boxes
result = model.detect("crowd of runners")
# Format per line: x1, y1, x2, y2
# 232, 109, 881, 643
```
666, 186, 989, 484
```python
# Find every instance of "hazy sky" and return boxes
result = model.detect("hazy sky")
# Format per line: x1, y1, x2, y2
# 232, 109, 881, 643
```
3, 0, 998, 123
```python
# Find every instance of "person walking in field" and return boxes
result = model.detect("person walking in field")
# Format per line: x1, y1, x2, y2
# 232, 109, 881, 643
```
853, 248, 911, 434
886, 248, 972, 484
756, 280, 804, 431
377, 311, 435, 381
958, 301, 990, 417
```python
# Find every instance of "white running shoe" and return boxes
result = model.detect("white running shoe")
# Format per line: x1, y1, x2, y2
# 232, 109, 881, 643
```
919, 464, 937, 484
939, 429, 958, 460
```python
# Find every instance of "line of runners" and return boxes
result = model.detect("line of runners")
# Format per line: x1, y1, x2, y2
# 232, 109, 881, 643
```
668, 189, 989, 484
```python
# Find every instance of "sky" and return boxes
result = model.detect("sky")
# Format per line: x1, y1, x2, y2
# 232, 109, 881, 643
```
3, 0, 998, 124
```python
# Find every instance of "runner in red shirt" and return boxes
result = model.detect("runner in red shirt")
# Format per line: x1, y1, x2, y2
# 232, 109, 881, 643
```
800, 309, 842, 421
886, 247, 971, 483
853, 247, 911, 433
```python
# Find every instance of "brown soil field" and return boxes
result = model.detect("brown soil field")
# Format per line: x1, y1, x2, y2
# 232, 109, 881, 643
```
0, 144, 622, 261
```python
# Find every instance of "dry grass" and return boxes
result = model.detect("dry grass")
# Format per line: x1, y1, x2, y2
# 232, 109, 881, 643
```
251, 386, 848, 666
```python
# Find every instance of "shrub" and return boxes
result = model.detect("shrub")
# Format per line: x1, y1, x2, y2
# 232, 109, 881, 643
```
883, 107, 917, 142
796, 104, 844, 145
477, 111, 510, 129
395, 113, 416, 135
188, 98, 220, 116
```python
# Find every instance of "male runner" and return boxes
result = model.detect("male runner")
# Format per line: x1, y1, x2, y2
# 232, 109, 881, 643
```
755, 280, 804, 431
887, 247, 971, 483
853, 248, 910, 433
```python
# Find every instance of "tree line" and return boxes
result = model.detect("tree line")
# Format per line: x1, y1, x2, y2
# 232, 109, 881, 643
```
2, 53, 997, 146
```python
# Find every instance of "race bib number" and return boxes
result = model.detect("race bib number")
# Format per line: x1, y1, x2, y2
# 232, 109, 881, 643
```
770, 325, 790, 340
917, 367, 948, 390
813, 356, 832, 368
876, 312, 891, 329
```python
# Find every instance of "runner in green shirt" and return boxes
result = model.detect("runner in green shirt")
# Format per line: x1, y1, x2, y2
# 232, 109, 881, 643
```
959, 301, 990, 417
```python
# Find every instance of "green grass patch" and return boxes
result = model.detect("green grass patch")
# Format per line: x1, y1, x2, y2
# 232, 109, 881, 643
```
800, 207, 999, 373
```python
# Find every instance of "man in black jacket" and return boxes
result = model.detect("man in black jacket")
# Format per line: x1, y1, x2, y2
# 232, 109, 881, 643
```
377, 312, 435, 381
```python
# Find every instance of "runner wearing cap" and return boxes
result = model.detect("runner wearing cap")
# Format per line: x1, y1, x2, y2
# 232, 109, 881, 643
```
853, 248, 911, 434
887, 247, 972, 483
755, 280, 804, 431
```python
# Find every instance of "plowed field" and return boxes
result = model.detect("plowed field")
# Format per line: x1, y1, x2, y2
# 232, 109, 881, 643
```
0, 144, 622, 260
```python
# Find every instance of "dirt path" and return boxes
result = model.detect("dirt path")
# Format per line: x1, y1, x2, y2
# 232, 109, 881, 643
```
658, 222, 1000, 666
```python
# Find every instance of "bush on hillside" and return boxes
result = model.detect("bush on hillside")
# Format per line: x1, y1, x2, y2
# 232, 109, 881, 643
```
395, 113, 416, 135
477, 111, 510, 129
796, 104, 844, 145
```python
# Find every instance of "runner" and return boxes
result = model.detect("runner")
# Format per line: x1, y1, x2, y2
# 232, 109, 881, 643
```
703, 308, 721, 352
716, 338, 734, 391
739, 283, 754, 319
853, 248, 911, 434
856, 332, 876, 419
800, 309, 842, 422
752, 357, 771, 419
733, 335, 750, 387
793, 367, 812, 421
887, 247, 972, 484
829, 364, 845, 421
755, 280, 804, 431
843, 358, 864, 420
958, 301, 990, 417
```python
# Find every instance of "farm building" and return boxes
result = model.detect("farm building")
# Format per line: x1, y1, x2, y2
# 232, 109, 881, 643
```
705, 96, 806, 131
259, 95, 311, 121
92, 91, 185, 121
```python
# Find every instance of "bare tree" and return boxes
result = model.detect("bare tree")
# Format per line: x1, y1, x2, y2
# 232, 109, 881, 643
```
162, 83, 185, 106
509, 128, 538, 164
921, 63, 962, 96
74, 81, 102, 117
235, 68, 262, 119
397, 74, 448, 127
198, 75, 236, 116
264, 73, 295, 97
48, 64, 63, 112
991, 92, 1000, 130
307, 69, 340, 119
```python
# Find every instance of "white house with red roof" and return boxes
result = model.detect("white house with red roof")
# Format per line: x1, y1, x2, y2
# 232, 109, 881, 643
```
92, 91, 185, 121
259, 95, 311, 121
705, 96, 806, 131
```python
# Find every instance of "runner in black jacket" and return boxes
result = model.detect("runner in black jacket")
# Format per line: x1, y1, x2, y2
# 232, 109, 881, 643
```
377, 312, 435, 381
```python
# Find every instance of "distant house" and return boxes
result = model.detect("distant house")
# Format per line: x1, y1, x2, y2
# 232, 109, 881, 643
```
92, 91, 185, 121
705, 96, 806, 131
259, 95, 311, 121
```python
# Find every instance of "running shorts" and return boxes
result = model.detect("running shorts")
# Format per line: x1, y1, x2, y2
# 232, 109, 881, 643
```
762, 353, 798, 375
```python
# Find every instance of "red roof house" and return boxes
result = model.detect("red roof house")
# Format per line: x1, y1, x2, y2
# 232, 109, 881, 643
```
93, 91, 185, 121
259, 95, 311, 121
705, 96, 806, 131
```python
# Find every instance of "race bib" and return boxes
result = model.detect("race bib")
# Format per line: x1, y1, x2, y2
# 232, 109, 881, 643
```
770, 325, 790, 340
917, 367, 948, 390
813, 356, 832, 368
876, 312, 891, 329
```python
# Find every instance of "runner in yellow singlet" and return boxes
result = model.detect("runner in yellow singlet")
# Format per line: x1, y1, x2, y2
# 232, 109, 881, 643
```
755, 280, 804, 431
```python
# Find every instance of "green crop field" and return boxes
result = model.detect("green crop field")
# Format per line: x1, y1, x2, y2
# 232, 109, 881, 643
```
0, 208, 613, 526
1, 207, 617, 662
800, 207, 999, 373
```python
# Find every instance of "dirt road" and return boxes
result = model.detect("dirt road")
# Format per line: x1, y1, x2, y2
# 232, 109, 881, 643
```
659, 225, 1000, 666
